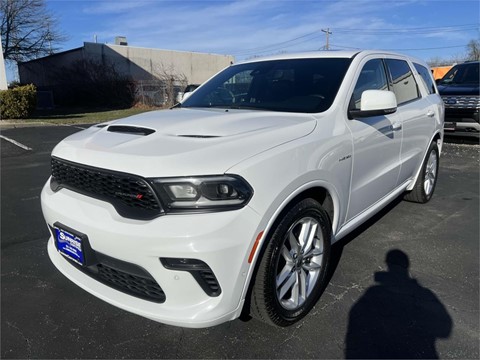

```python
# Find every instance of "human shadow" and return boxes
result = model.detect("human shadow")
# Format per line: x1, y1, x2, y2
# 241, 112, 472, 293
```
345, 249, 452, 359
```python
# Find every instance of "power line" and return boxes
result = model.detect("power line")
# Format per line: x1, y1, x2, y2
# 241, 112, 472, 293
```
228, 23, 478, 57
330, 43, 469, 51
231, 29, 323, 56
334, 23, 477, 32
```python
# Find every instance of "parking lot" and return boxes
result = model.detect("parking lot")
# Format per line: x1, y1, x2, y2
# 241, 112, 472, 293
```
1, 124, 479, 359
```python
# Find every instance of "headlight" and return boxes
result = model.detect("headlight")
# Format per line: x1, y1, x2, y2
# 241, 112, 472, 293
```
150, 175, 253, 212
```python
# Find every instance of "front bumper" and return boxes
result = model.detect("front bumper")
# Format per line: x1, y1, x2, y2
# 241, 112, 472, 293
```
41, 180, 262, 328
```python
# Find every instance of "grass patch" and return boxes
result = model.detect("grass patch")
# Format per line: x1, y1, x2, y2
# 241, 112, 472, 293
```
1, 107, 156, 125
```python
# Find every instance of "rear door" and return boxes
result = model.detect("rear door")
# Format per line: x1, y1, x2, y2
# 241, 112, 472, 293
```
384, 58, 436, 185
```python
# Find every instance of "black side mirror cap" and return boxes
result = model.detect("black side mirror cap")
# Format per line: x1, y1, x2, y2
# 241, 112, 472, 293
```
348, 107, 397, 119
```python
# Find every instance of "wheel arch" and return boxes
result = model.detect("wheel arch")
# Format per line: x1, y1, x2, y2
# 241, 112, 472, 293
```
259, 184, 338, 256
239, 183, 338, 319
406, 130, 442, 191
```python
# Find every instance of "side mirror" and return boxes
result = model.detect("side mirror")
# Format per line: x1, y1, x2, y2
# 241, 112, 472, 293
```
348, 90, 397, 119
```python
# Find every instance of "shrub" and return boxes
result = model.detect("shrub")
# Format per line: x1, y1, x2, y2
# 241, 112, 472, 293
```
0, 84, 37, 119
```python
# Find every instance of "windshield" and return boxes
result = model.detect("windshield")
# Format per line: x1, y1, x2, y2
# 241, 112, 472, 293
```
439, 63, 479, 85
182, 58, 352, 113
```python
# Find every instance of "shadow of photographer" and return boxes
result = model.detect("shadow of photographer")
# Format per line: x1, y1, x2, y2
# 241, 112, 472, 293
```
345, 249, 452, 359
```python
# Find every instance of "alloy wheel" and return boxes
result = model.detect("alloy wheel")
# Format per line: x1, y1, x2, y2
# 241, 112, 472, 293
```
275, 217, 324, 310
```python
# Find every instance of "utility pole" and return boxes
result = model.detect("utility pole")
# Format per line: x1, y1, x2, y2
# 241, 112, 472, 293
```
321, 28, 332, 50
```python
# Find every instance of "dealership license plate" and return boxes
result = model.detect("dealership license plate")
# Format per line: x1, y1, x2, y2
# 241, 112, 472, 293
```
55, 226, 85, 266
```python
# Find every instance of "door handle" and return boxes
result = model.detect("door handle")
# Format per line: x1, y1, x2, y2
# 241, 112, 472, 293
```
392, 122, 402, 131
427, 110, 435, 117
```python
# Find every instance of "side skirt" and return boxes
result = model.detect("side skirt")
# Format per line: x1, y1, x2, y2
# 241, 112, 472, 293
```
334, 179, 411, 243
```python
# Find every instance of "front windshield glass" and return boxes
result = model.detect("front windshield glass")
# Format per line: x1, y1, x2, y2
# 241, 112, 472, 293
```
182, 58, 352, 113
439, 63, 479, 85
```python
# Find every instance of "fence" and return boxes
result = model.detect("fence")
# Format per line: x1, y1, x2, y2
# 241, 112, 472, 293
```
135, 79, 186, 107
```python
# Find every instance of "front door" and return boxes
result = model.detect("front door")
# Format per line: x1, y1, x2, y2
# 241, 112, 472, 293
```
345, 57, 402, 221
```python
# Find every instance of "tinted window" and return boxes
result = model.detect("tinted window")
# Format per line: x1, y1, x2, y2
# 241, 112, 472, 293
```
351, 59, 388, 110
182, 58, 352, 113
439, 63, 479, 85
414, 63, 436, 95
385, 59, 419, 105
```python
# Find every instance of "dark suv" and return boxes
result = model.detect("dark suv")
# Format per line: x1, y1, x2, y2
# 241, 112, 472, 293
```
437, 61, 479, 137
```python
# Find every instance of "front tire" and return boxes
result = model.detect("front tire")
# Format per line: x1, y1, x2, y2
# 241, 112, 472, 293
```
250, 198, 331, 327
404, 141, 439, 203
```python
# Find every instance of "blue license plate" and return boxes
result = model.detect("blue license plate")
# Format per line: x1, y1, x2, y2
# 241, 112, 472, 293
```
55, 226, 85, 266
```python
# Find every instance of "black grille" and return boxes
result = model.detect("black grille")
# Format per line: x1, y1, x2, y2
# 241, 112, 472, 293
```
54, 240, 167, 303
95, 263, 166, 303
51, 157, 162, 220
160, 258, 221, 297
199, 270, 221, 294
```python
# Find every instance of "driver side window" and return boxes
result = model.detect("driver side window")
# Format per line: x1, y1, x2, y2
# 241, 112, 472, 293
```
351, 59, 388, 110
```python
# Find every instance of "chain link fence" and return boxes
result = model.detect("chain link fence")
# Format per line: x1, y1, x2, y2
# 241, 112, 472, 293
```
135, 79, 187, 108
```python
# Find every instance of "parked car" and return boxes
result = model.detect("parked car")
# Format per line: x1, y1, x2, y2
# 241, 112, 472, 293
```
41, 50, 444, 328
437, 61, 479, 137
175, 83, 200, 103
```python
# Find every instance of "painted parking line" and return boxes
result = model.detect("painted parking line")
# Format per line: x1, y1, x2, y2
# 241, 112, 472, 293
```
67, 125, 88, 130
0, 135, 32, 151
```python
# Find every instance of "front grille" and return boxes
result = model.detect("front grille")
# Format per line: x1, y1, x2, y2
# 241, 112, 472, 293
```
51, 157, 162, 220
95, 263, 166, 303
442, 95, 480, 109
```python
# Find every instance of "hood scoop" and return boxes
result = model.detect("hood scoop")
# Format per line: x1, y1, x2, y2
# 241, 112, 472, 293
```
176, 134, 220, 139
107, 125, 155, 136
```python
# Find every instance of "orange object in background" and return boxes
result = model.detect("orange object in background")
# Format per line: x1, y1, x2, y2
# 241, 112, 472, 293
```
431, 66, 453, 80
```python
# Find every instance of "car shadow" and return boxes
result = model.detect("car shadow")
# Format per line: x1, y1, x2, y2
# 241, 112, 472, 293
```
344, 249, 452, 359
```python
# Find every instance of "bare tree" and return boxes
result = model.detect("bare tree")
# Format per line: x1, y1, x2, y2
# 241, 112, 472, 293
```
427, 53, 466, 67
0, 0, 66, 62
151, 62, 188, 107
466, 39, 480, 61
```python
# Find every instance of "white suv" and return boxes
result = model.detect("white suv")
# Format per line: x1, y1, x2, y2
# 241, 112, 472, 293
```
41, 50, 444, 328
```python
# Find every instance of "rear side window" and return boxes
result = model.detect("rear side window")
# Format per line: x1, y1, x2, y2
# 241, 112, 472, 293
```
385, 59, 420, 105
351, 59, 389, 110
414, 63, 436, 95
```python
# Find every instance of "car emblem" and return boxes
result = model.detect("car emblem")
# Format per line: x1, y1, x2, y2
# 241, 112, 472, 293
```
445, 99, 457, 105
115, 191, 144, 199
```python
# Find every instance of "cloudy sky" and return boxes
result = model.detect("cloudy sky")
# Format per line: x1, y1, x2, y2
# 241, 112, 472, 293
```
46, 0, 478, 61
4, 0, 478, 81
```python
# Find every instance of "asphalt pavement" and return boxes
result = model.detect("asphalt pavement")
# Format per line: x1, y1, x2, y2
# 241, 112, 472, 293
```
1, 124, 479, 359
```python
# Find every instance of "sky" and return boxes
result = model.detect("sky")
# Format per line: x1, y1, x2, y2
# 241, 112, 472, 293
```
6, 0, 480, 81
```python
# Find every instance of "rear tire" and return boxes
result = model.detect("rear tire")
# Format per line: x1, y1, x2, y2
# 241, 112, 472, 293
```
250, 198, 331, 327
404, 141, 439, 203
